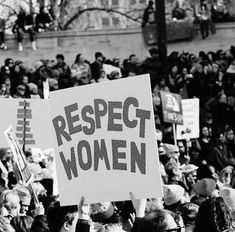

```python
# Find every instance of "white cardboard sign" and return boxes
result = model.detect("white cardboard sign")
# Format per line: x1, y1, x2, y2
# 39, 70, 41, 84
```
50, 75, 163, 205
4, 125, 33, 186
176, 98, 200, 140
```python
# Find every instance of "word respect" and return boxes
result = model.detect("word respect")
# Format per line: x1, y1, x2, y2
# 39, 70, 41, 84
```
52, 97, 151, 147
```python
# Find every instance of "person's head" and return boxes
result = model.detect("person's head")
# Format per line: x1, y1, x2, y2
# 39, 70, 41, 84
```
56, 54, 64, 64
95, 52, 104, 63
21, 76, 28, 85
0, 190, 21, 218
149, 48, 159, 58
5, 58, 14, 68
148, 0, 154, 7
212, 63, 219, 74
13, 184, 31, 215
11, 215, 33, 232
176, 202, 199, 232
14, 65, 21, 73
27, 83, 38, 95
0, 84, 7, 96
175, 1, 180, 8
47, 201, 78, 232
0, 148, 12, 163
3, 77, 11, 92
137, 209, 181, 232
16, 85, 26, 97
197, 164, 217, 180
201, 125, 209, 138
96, 223, 124, 232
99, 70, 107, 79
74, 54, 84, 64
225, 126, 234, 141
163, 184, 186, 210
129, 54, 138, 64
219, 166, 233, 186
109, 71, 120, 80
177, 141, 185, 154
171, 65, 178, 75
182, 67, 188, 76
194, 196, 233, 232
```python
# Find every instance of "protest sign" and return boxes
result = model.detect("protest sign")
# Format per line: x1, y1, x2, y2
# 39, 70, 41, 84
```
50, 74, 163, 205
176, 98, 200, 140
160, 91, 183, 125
0, 99, 53, 148
4, 125, 33, 186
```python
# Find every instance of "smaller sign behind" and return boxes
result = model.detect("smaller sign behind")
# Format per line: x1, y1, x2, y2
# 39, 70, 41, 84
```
5, 125, 33, 186
176, 98, 200, 140
160, 91, 183, 125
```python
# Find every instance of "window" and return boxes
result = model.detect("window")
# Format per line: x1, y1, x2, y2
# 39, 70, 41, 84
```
112, 0, 119, 6
130, 0, 137, 5
112, 17, 120, 26
101, 0, 109, 7
102, 17, 110, 26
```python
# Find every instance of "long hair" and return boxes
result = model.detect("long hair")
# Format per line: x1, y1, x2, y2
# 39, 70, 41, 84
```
11, 216, 34, 232
194, 196, 234, 232
137, 209, 168, 232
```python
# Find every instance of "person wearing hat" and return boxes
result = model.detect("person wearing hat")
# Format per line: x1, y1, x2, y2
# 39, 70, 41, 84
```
163, 184, 187, 211
193, 178, 217, 196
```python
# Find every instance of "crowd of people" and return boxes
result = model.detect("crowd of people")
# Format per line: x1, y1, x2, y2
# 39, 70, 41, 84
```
0, 5, 53, 52
0, 43, 235, 232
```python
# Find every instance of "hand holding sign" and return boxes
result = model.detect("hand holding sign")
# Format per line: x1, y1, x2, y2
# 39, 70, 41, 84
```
78, 196, 90, 220
130, 192, 146, 218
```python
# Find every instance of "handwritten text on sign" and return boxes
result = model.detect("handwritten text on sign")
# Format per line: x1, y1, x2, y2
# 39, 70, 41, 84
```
52, 97, 150, 179
50, 75, 163, 205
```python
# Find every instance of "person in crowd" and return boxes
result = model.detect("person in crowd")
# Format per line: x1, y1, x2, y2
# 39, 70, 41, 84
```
211, 130, 235, 171
35, 7, 53, 32
219, 166, 235, 188
194, 196, 235, 232
141, 47, 162, 90
224, 126, 235, 158
90, 52, 104, 82
163, 184, 187, 211
122, 54, 141, 77
0, 17, 7, 50
196, 0, 210, 39
172, 1, 186, 20
176, 202, 199, 232
13, 8, 37, 51
47, 201, 78, 232
71, 54, 91, 83
53, 54, 71, 89
12, 85, 27, 98
0, 190, 21, 218
142, 0, 155, 27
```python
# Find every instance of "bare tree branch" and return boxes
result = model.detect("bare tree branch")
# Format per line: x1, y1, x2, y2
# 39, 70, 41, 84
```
63, 7, 142, 30
0, 3, 18, 14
